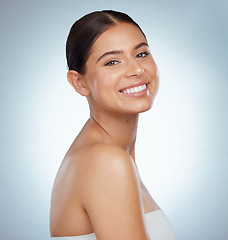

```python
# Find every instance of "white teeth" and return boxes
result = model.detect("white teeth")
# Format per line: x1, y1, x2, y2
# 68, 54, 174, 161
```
134, 87, 139, 92
142, 84, 146, 90
139, 85, 143, 91
121, 84, 147, 94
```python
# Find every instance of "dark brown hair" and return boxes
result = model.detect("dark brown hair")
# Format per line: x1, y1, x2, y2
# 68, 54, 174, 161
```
66, 10, 146, 74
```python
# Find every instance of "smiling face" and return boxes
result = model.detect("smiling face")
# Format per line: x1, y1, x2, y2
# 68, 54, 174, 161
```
83, 22, 159, 115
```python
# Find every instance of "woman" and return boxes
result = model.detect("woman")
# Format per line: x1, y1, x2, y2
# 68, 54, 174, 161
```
50, 10, 176, 240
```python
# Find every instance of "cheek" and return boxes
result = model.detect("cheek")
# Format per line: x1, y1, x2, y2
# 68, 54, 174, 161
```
86, 72, 118, 103
149, 58, 159, 77
146, 58, 158, 75
145, 62, 159, 94
95, 70, 123, 90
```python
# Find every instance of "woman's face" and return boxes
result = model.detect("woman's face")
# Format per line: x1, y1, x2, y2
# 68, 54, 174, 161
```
83, 22, 159, 115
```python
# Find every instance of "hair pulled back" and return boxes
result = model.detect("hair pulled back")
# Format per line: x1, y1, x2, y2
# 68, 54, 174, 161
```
66, 10, 145, 74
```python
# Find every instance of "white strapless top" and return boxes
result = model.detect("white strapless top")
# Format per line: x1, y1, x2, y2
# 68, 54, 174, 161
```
52, 210, 177, 240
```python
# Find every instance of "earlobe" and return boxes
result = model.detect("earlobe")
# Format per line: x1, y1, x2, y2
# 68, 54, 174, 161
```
67, 70, 90, 96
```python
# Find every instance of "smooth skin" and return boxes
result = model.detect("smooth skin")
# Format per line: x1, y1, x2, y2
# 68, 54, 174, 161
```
50, 23, 159, 240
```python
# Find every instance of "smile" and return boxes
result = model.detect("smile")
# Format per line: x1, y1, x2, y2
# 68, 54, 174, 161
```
120, 84, 147, 94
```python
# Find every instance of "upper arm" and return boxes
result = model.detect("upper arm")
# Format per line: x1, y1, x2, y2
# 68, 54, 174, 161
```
81, 145, 150, 240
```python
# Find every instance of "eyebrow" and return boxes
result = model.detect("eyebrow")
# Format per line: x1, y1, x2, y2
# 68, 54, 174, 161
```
96, 42, 149, 63
135, 42, 149, 50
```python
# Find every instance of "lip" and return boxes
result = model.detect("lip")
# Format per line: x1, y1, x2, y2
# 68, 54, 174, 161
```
119, 81, 149, 92
119, 81, 149, 97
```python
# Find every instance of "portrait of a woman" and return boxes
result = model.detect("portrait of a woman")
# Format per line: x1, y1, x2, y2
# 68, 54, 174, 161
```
50, 10, 177, 240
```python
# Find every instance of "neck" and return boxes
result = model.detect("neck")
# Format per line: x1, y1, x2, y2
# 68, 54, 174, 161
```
89, 110, 139, 160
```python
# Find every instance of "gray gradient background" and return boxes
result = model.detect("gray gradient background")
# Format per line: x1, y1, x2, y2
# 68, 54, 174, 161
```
0, 0, 228, 239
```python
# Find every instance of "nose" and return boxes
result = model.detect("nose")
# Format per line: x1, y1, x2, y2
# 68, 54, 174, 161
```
125, 58, 144, 78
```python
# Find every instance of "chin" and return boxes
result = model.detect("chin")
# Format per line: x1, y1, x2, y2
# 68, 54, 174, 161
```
139, 106, 152, 113
139, 105, 152, 113
128, 101, 153, 114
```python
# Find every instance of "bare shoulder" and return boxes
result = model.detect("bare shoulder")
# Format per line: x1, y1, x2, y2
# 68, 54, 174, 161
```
66, 143, 135, 177
78, 143, 141, 202
76, 143, 138, 191
51, 143, 149, 239
54, 143, 135, 193
77, 144, 148, 240
81, 143, 135, 169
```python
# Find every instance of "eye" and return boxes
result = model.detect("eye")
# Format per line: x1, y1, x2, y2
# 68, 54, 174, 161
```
105, 60, 119, 66
136, 51, 150, 58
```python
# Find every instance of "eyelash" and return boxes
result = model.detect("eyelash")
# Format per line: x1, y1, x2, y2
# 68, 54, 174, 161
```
105, 60, 119, 66
104, 51, 150, 66
136, 51, 150, 58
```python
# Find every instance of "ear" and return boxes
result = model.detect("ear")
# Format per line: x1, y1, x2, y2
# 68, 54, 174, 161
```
67, 70, 90, 96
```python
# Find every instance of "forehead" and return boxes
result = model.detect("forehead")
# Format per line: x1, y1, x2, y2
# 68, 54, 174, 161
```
89, 23, 147, 57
